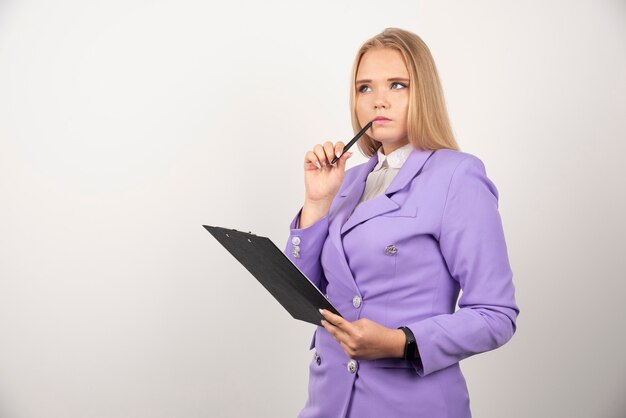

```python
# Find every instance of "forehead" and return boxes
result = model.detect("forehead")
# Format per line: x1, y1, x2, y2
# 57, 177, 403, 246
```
356, 48, 409, 80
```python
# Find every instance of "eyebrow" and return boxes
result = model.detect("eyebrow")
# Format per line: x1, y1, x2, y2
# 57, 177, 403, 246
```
356, 77, 410, 84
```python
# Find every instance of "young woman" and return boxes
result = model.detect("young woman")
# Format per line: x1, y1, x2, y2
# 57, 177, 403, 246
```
284, 27, 519, 418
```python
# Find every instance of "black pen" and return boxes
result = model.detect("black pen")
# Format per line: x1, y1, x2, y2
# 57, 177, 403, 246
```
330, 120, 374, 165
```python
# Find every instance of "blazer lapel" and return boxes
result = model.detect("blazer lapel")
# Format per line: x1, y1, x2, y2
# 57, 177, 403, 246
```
340, 148, 435, 235
325, 153, 378, 294
332, 154, 379, 229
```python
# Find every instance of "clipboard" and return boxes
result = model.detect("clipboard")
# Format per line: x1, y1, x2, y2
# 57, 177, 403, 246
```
203, 225, 343, 326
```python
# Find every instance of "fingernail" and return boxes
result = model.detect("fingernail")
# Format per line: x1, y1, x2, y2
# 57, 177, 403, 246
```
315, 161, 321, 169
319, 308, 324, 315
336, 151, 341, 158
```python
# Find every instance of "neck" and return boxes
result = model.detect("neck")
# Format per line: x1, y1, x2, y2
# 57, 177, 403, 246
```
381, 140, 410, 155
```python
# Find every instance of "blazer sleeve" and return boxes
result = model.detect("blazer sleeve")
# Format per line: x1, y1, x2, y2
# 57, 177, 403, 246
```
284, 208, 330, 291
407, 155, 520, 376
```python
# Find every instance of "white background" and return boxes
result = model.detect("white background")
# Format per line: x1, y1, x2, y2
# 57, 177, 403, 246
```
1, 1, 625, 417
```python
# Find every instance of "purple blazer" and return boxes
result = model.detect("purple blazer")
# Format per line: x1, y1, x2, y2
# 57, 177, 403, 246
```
284, 148, 519, 418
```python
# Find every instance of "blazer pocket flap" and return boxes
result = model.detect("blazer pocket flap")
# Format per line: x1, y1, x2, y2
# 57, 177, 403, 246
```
381, 205, 418, 218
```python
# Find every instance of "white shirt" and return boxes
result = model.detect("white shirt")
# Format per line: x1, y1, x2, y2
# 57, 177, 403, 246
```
357, 142, 414, 204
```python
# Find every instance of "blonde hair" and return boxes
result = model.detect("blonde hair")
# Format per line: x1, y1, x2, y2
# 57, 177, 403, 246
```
349, 28, 460, 156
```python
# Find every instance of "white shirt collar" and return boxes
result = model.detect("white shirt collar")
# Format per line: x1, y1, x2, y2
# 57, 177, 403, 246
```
373, 142, 414, 170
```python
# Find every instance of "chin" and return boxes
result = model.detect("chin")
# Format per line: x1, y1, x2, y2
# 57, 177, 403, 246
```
372, 136, 405, 145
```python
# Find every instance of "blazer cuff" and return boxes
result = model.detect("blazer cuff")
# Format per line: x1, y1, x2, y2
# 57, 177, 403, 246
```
406, 321, 438, 376
285, 208, 330, 289
289, 208, 330, 235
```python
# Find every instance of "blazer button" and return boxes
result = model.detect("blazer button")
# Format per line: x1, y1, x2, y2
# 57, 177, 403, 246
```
385, 244, 398, 256
347, 359, 358, 374
291, 236, 301, 245
315, 353, 321, 365
292, 247, 300, 258
352, 295, 362, 308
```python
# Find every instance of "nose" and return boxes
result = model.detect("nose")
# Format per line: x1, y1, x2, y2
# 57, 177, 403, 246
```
374, 92, 389, 109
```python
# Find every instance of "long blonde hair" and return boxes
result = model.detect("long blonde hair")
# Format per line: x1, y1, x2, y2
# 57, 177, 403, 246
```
349, 28, 460, 156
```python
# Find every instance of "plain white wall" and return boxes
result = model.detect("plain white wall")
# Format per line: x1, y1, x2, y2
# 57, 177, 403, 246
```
1, 0, 624, 417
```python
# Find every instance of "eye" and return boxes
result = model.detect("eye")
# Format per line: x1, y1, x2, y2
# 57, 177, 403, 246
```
391, 82, 407, 90
357, 84, 371, 93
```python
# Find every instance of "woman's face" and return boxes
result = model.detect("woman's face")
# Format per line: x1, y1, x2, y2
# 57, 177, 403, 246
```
355, 48, 410, 154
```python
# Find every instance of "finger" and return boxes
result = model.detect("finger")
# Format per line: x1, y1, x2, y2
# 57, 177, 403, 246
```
333, 141, 345, 161
337, 151, 353, 170
323, 142, 335, 166
321, 319, 341, 339
304, 150, 321, 170
313, 144, 328, 168
320, 309, 351, 332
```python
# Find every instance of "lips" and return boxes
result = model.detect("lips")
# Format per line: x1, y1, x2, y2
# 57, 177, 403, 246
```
373, 116, 391, 124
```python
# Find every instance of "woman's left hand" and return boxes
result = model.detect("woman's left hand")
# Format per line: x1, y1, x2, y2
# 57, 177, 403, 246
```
319, 309, 405, 360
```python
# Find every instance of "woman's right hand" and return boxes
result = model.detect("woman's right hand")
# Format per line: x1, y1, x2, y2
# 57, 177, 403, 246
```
299, 141, 353, 229
304, 141, 353, 203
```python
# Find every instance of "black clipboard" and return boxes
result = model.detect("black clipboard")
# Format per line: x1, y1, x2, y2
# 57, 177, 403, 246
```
203, 225, 342, 326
